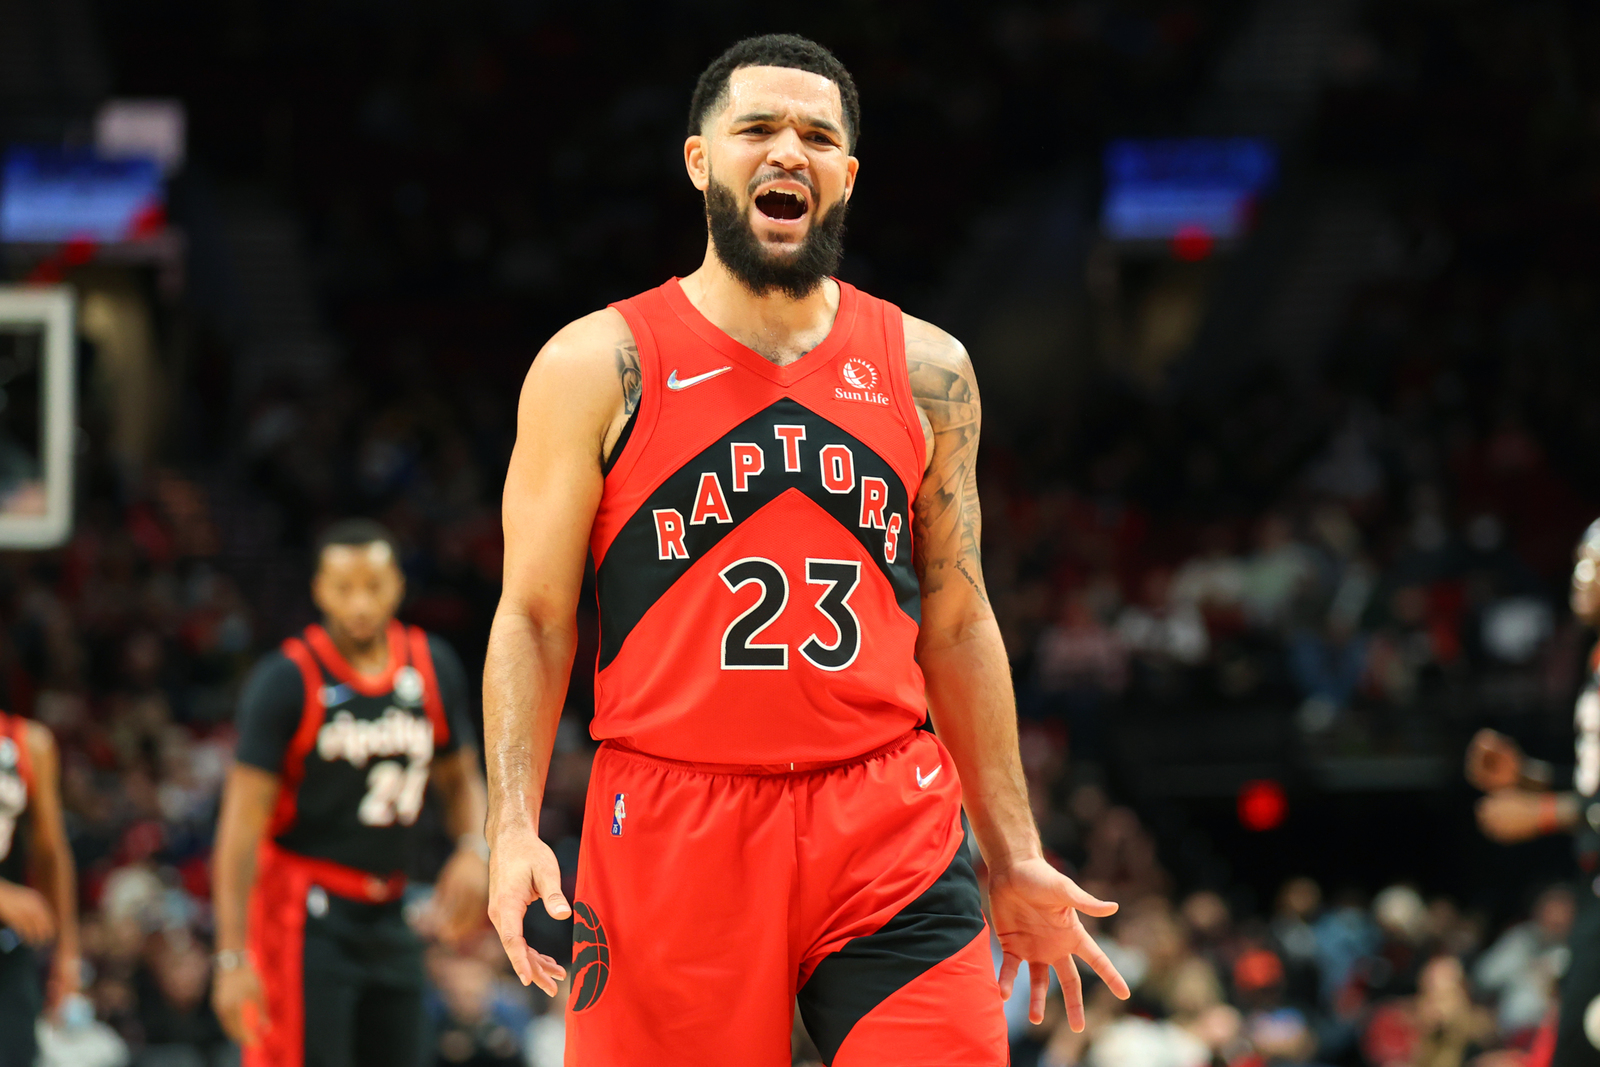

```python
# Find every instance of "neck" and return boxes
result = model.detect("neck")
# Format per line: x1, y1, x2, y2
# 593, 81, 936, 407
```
324, 621, 391, 676
679, 244, 840, 365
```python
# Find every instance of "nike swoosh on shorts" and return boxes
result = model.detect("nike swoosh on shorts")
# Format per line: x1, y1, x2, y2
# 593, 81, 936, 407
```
916, 765, 941, 789
667, 366, 732, 390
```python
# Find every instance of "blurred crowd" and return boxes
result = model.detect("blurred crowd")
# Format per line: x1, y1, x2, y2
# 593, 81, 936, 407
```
2, 491, 1585, 1067
944, 728, 1577, 1067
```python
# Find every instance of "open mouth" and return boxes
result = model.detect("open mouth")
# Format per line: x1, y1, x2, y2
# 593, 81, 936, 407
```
754, 188, 809, 222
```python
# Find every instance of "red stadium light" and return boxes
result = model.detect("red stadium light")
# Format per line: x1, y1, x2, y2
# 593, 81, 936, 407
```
1171, 223, 1214, 261
1238, 779, 1287, 831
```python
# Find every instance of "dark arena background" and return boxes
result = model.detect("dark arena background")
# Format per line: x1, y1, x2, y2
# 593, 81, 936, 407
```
1, 0, 1598, 1065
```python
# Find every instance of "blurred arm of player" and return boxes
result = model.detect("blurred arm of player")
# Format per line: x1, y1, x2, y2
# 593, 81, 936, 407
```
416, 748, 490, 944
210, 762, 279, 1045
484, 308, 635, 995
3, 722, 80, 1012
1466, 728, 1581, 844
903, 315, 1130, 1033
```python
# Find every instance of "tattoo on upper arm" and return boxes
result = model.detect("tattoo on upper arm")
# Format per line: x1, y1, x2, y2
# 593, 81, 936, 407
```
615, 339, 641, 417
908, 328, 988, 607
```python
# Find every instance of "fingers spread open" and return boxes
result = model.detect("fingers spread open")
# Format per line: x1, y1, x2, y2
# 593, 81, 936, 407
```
533, 952, 568, 984
998, 953, 1021, 1000
1063, 879, 1118, 918
1075, 930, 1131, 1000
494, 924, 539, 989
1057, 957, 1086, 1032
1028, 959, 1049, 1026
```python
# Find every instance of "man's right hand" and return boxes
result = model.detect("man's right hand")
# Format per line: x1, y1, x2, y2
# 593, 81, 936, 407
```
0, 881, 55, 945
212, 961, 266, 1047
1466, 729, 1524, 792
487, 824, 571, 995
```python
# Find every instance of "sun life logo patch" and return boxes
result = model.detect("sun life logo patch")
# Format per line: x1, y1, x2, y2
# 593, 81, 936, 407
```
836, 358, 890, 406
840, 358, 878, 390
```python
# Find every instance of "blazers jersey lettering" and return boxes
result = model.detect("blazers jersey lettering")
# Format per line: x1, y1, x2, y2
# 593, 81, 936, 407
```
591, 278, 928, 764
0, 712, 31, 886
239, 621, 457, 876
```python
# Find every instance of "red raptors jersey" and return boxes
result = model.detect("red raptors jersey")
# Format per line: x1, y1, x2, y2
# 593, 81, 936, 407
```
590, 279, 927, 764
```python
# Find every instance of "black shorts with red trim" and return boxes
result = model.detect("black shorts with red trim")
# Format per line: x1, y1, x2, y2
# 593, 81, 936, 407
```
246, 844, 426, 1067
0, 937, 39, 1067
565, 729, 1007, 1067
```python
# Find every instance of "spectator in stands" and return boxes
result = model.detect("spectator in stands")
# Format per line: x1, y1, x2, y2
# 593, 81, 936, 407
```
1473, 885, 1573, 1041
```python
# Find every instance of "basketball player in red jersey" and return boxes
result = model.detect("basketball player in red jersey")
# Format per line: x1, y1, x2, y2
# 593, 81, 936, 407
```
212, 521, 489, 1067
0, 710, 79, 1067
483, 34, 1130, 1065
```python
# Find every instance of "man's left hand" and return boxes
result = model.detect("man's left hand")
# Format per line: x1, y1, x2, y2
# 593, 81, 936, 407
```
989, 858, 1130, 1031
420, 846, 491, 946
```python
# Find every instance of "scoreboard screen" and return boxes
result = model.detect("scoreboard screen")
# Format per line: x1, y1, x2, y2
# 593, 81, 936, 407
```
1101, 138, 1276, 244
0, 146, 165, 244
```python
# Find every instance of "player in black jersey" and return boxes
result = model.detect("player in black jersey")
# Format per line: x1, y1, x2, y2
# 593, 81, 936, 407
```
0, 710, 79, 1067
1467, 519, 1600, 1067
211, 520, 489, 1067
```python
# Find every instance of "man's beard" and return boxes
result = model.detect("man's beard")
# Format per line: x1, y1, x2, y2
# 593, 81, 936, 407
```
705, 177, 848, 300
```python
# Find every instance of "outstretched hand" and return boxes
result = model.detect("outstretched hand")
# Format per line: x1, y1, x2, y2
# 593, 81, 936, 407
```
487, 823, 571, 995
989, 858, 1130, 1031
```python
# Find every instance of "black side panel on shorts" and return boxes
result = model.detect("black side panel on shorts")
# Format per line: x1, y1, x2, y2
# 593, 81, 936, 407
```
0, 943, 41, 1067
797, 830, 986, 1064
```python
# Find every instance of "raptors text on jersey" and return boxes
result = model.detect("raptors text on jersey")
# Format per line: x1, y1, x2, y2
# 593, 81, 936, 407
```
589, 279, 930, 764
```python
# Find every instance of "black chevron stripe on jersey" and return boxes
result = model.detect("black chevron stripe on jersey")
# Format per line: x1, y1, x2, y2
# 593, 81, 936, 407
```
596, 398, 921, 670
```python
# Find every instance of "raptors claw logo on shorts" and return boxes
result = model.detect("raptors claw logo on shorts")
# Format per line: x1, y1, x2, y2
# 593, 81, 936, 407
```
571, 901, 611, 1012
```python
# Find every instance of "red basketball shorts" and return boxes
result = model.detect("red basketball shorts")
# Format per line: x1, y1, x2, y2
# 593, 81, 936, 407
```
564, 728, 1007, 1066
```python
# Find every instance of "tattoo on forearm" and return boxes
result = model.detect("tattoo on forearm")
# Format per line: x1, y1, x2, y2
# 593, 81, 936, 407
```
907, 327, 988, 607
615, 339, 642, 417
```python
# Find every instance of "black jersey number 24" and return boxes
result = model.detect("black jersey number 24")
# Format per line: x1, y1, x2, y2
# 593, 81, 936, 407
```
719, 557, 862, 672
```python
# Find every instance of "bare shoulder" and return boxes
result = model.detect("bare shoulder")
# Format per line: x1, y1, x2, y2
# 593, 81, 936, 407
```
524, 307, 634, 392
516, 307, 640, 464
901, 313, 977, 408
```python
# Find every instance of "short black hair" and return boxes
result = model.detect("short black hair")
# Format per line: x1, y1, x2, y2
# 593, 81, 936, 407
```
688, 34, 860, 150
314, 518, 400, 568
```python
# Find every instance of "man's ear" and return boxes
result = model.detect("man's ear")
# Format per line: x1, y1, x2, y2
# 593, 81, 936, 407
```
843, 154, 859, 201
685, 136, 710, 192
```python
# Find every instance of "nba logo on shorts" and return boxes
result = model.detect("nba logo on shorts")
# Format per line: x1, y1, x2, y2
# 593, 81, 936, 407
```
611, 793, 625, 836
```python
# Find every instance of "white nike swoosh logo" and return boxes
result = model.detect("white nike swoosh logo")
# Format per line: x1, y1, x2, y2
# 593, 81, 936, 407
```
667, 366, 732, 391
915, 765, 941, 789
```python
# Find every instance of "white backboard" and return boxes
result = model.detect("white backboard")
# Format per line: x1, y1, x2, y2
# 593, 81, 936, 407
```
0, 287, 75, 548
